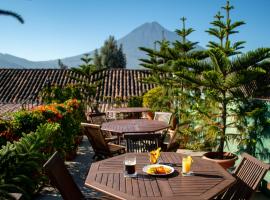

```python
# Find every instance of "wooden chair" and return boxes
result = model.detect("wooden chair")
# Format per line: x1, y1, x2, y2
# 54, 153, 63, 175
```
85, 113, 118, 143
162, 127, 180, 151
87, 112, 107, 125
43, 151, 85, 200
81, 123, 125, 159
217, 153, 270, 200
154, 112, 173, 148
154, 112, 172, 125
43, 152, 115, 200
124, 133, 162, 153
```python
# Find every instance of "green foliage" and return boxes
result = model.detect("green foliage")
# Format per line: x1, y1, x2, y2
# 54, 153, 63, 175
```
127, 96, 143, 107
0, 123, 61, 199
12, 110, 45, 137
73, 54, 99, 75
206, 1, 245, 56
94, 36, 126, 69
171, 1, 270, 153
235, 99, 270, 159
0, 99, 83, 198
40, 83, 85, 104
142, 87, 170, 111
69, 54, 105, 105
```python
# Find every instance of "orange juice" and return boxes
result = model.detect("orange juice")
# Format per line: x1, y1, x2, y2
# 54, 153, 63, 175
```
182, 157, 192, 174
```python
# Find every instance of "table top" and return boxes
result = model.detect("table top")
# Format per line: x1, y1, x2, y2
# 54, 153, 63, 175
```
107, 107, 150, 113
101, 119, 170, 134
85, 152, 236, 200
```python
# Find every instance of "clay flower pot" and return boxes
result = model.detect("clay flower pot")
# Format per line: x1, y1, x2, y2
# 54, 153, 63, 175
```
202, 152, 238, 169
146, 111, 154, 120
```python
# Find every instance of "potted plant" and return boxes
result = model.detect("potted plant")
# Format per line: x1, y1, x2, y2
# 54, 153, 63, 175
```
174, 1, 270, 168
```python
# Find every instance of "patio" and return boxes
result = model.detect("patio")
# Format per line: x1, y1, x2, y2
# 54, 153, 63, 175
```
35, 136, 269, 200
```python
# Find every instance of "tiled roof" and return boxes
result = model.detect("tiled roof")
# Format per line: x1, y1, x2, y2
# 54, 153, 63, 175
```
0, 68, 154, 114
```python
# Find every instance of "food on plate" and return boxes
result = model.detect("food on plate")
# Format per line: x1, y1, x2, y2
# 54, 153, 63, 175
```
146, 165, 172, 175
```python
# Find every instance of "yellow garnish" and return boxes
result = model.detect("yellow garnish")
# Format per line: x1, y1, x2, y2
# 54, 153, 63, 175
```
150, 148, 161, 164
187, 156, 193, 163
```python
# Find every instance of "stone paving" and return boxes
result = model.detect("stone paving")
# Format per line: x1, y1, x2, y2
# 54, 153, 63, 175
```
35, 136, 101, 200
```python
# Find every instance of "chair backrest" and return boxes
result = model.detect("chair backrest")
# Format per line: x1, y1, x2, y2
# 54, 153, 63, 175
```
43, 152, 84, 200
88, 113, 107, 125
220, 153, 270, 200
81, 123, 111, 156
124, 133, 162, 153
154, 112, 172, 125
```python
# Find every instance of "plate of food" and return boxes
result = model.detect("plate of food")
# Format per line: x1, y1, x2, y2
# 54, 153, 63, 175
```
143, 164, 174, 176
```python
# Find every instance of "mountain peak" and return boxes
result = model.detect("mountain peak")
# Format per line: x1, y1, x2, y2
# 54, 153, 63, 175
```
0, 21, 203, 69
133, 21, 166, 33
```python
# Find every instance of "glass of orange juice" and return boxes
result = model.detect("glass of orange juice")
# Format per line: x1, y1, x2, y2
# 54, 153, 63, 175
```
182, 156, 193, 175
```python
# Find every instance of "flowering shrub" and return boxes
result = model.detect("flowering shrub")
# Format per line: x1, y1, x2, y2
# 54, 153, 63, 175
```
0, 99, 83, 153
0, 99, 84, 198
32, 99, 83, 154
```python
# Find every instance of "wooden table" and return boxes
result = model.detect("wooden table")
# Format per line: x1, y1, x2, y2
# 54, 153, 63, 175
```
101, 119, 170, 134
107, 107, 150, 119
85, 152, 236, 200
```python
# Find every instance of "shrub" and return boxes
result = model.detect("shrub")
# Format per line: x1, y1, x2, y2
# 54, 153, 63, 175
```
0, 123, 61, 199
127, 96, 143, 107
142, 86, 167, 111
12, 110, 45, 137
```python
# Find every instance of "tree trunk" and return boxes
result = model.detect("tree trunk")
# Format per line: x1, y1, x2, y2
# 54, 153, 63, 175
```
218, 91, 227, 154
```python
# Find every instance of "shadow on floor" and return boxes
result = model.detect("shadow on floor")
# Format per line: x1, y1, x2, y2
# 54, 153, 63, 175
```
35, 136, 102, 200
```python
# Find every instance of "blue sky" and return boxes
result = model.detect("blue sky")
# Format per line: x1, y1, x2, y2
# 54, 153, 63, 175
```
0, 0, 270, 61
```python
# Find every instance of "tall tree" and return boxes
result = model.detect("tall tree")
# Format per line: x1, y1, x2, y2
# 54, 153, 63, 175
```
58, 59, 68, 69
93, 36, 126, 69
73, 54, 97, 77
0, 9, 24, 23
174, 0, 270, 153
93, 49, 102, 70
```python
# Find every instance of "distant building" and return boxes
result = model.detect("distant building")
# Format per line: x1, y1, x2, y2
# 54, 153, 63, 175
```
0, 68, 154, 115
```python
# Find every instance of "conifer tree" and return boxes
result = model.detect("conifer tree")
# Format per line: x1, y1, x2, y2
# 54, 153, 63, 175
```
173, 0, 270, 153
58, 59, 68, 69
139, 17, 206, 127
72, 54, 97, 77
93, 49, 102, 70
93, 36, 126, 69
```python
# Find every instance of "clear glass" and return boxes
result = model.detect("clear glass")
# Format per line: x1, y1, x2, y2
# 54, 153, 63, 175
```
182, 157, 192, 175
124, 155, 137, 177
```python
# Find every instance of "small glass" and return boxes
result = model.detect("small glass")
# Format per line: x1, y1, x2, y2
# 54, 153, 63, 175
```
182, 156, 193, 176
124, 154, 137, 177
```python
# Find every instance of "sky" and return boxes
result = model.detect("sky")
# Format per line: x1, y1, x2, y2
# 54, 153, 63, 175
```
0, 0, 270, 61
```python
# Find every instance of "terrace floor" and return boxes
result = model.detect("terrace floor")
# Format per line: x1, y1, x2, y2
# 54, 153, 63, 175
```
35, 136, 269, 200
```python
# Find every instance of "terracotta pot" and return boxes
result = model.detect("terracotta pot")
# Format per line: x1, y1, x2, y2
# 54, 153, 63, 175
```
146, 111, 154, 120
202, 152, 238, 169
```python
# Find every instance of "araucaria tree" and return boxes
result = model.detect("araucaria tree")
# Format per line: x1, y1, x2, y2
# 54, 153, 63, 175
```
174, 0, 270, 153
93, 36, 126, 69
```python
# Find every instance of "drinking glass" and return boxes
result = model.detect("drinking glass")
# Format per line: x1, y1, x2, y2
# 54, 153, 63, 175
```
182, 157, 192, 175
124, 154, 137, 177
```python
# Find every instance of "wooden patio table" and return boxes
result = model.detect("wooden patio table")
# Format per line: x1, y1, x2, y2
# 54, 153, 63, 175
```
107, 107, 150, 119
101, 119, 170, 135
85, 152, 236, 200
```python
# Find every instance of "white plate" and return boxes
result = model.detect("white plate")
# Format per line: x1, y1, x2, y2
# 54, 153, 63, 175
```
142, 164, 174, 176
